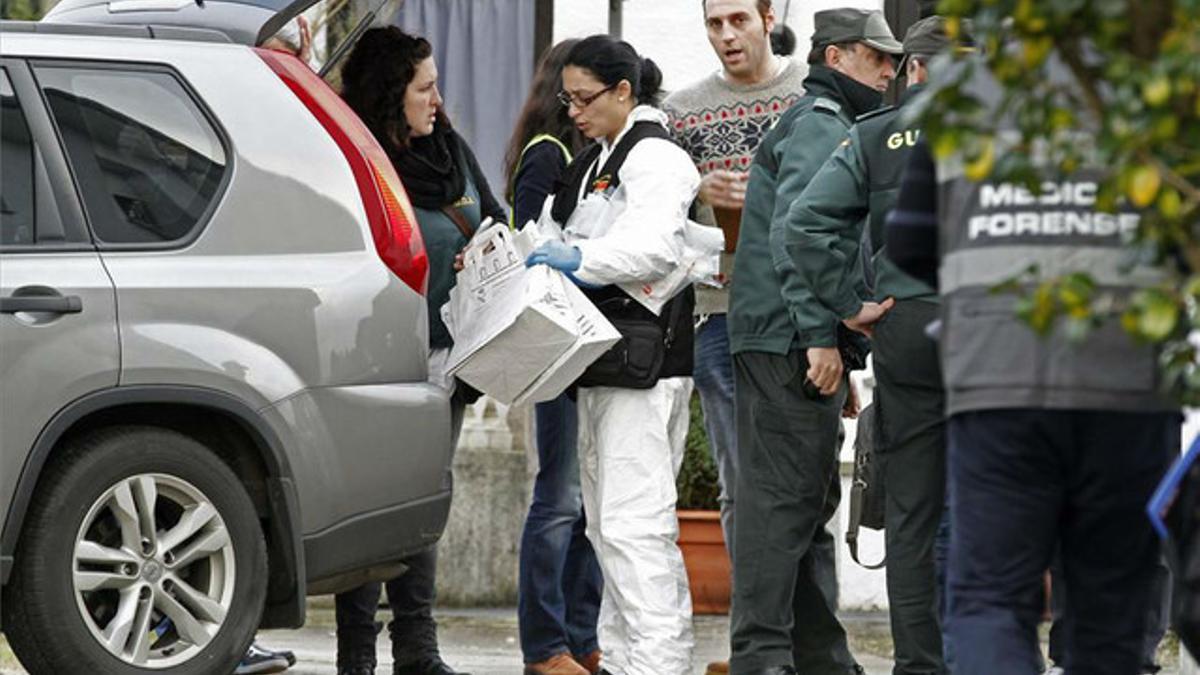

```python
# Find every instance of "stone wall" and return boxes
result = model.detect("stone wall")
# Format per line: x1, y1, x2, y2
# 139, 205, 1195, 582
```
435, 398, 534, 607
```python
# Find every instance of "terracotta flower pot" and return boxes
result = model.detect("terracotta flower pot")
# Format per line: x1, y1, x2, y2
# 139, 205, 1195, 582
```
677, 509, 731, 614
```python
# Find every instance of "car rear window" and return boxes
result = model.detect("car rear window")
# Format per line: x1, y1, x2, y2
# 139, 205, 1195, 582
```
35, 65, 228, 245
1, 69, 36, 246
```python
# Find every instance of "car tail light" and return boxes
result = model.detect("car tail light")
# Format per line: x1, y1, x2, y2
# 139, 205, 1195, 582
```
255, 48, 429, 295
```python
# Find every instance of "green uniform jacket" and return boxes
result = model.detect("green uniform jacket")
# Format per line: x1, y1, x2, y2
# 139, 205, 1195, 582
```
783, 85, 935, 321
729, 67, 856, 355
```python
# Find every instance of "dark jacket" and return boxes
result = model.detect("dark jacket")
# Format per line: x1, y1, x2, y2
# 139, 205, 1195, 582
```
785, 84, 935, 317
729, 66, 878, 355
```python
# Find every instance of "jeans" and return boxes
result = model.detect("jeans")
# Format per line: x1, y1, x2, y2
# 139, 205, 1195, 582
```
1049, 550, 1173, 672
694, 314, 739, 550
933, 502, 954, 671
946, 409, 1177, 675
518, 393, 603, 663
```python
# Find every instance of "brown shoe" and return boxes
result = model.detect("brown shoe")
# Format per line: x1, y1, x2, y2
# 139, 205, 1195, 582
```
574, 650, 602, 674
705, 661, 730, 675
525, 652, 589, 675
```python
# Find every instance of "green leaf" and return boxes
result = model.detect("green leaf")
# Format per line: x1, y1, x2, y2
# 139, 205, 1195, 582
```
1136, 290, 1180, 341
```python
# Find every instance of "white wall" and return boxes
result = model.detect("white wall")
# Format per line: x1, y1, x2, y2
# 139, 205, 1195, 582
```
554, 0, 883, 94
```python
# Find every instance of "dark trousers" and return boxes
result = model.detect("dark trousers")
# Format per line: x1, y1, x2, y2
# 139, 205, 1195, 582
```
873, 300, 946, 675
730, 350, 856, 674
1049, 539, 1174, 672
946, 408, 1177, 675
335, 547, 440, 667
518, 393, 602, 663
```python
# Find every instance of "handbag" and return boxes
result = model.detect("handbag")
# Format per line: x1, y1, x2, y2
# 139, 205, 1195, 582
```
846, 401, 886, 569
576, 291, 684, 390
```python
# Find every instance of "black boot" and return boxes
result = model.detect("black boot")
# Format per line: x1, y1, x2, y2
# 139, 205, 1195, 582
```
339, 663, 377, 675
386, 549, 469, 675
392, 653, 470, 675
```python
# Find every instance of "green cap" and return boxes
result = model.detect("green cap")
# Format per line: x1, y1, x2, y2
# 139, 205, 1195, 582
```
903, 15, 951, 57
811, 8, 903, 55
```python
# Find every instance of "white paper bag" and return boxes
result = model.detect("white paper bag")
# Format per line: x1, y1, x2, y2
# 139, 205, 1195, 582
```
616, 219, 725, 314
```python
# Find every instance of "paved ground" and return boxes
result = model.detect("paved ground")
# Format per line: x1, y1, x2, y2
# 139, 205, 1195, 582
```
0, 604, 1187, 674
252, 607, 898, 675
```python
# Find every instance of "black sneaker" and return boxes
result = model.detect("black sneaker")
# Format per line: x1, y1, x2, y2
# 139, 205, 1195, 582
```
235, 642, 291, 674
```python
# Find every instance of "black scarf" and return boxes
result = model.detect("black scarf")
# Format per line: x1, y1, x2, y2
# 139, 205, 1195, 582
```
391, 122, 467, 210
807, 65, 885, 119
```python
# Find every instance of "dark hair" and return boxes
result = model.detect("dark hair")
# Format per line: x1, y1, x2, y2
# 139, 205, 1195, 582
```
770, 24, 796, 56
702, 0, 772, 21
503, 40, 585, 201
565, 34, 663, 107
807, 40, 857, 65
340, 26, 447, 154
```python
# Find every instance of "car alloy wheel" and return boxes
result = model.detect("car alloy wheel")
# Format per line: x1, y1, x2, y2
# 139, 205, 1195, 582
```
72, 472, 236, 669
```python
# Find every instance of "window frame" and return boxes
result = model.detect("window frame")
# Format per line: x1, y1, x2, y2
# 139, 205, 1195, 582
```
29, 58, 234, 252
0, 58, 92, 253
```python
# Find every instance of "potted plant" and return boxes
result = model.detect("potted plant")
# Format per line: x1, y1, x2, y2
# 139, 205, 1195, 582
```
676, 393, 731, 614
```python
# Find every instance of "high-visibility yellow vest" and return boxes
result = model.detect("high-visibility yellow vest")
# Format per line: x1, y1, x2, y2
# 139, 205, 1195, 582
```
508, 134, 573, 229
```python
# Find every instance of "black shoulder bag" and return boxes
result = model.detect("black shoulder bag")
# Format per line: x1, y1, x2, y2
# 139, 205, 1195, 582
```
846, 401, 886, 569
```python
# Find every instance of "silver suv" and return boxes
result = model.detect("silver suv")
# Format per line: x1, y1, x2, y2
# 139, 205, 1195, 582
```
0, 2, 453, 673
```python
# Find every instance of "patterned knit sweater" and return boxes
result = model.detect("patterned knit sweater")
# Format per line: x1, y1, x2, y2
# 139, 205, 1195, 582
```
663, 59, 806, 314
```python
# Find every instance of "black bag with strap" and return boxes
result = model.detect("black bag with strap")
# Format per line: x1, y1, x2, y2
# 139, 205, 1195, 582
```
846, 401, 886, 569
551, 121, 694, 389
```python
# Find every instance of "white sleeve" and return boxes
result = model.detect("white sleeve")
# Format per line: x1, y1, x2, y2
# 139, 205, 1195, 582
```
572, 138, 701, 286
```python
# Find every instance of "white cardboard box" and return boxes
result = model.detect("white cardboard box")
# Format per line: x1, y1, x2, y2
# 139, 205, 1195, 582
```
444, 227, 619, 405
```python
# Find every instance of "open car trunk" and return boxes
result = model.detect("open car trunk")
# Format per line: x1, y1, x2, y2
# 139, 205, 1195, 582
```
41, 0, 401, 76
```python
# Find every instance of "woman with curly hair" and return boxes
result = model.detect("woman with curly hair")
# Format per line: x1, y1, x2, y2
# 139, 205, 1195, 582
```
335, 26, 504, 675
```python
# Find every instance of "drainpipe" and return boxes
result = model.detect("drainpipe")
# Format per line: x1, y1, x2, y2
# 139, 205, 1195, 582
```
534, 0, 553, 69
608, 0, 623, 38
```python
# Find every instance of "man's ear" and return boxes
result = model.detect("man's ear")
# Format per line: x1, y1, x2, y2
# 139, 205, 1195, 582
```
763, 8, 776, 34
824, 43, 842, 68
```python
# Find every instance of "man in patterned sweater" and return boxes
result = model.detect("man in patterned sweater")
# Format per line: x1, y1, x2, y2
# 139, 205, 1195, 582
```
662, 4, 804, 674
662, 0, 804, 577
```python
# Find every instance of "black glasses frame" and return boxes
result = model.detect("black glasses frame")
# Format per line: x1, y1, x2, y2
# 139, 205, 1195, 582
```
557, 84, 616, 108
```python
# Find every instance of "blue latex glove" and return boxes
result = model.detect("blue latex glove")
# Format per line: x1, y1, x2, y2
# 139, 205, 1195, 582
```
525, 240, 582, 272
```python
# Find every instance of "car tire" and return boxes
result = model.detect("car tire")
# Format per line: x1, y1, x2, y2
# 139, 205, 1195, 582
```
3, 425, 268, 675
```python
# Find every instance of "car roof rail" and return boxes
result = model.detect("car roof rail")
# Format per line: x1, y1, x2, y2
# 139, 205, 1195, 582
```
0, 19, 231, 43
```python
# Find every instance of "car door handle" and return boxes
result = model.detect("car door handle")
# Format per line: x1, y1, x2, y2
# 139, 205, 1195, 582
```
0, 295, 83, 314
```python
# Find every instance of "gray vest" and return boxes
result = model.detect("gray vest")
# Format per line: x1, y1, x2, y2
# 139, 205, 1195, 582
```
936, 68, 1173, 415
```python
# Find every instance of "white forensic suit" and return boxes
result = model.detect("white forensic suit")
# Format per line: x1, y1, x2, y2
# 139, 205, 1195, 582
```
558, 106, 700, 675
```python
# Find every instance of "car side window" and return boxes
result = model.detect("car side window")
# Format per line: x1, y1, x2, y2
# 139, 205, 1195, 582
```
1, 68, 36, 246
34, 65, 228, 245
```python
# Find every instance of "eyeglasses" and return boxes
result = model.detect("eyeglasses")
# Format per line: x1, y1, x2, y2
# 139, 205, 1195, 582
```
557, 84, 615, 109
